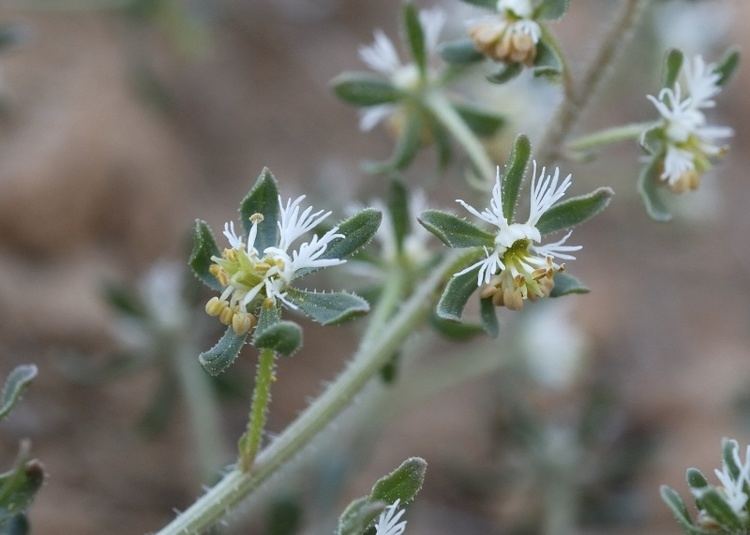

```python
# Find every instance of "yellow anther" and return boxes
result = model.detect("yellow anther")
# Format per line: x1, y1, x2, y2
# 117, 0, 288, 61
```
232, 312, 256, 336
219, 306, 235, 326
210, 264, 229, 286
249, 213, 264, 225
205, 297, 226, 317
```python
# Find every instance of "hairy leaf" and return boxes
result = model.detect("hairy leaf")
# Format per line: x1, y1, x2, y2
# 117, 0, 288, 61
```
388, 178, 411, 252
188, 219, 223, 291
479, 297, 499, 338
254, 321, 302, 357
331, 72, 402, 106
536, 187, 613, 235
638, 155, 671, 222
535, 0, 569, 20
714, 47, 740, 87
663, 49, 684, 90
0, 366, 37, 422
419, 210, 495, 248
370, 457, 427, 505
199, 328, 248, 376
438, 38, 483, 64
240, 167, 281, 251
285, 289, 370, 326
502, 134, 531, 220
550, 272, 589, 298
402, 3, 426, 74
487, 63, 522, 84
437, 265, 479, 322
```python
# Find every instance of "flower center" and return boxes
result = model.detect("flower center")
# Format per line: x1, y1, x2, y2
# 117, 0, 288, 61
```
392, 64, 422, 91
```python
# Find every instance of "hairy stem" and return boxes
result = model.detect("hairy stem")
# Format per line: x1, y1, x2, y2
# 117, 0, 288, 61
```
424, 91, 496, 183
361, 265, 407, 349
536, 0, 649, 165
156, 249, 478, 535
566, 121, 655, 153
238, 348, 277, 472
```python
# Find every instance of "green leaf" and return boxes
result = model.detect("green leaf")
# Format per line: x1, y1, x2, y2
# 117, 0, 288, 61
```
487, 63, 523, 84
438, 38, 484, 65
419, 210, 495, 249
188, 219, 223, 291
533, 38, 562, 79
437, 265, 479, 322
336, 497, 386, 535
430, 314, 484, 341
379, 352, 401, 384
659, 486, 704, 535
454, 102, 506, 138
458, 0, 497, 8
722, 438, 741, 480
0, 366, 37, 422
638, 155, 671, 222
254, 306, 302, 356
663, 49, 684, 90
535, 0, 569, 20
714, 47, 740, 87
266, 496, 303, 535
550, 272, 589, 298
331, 72, 402, 106
686, 468, 709, 492
1, 514, 30, 535
536, 187, 613, 235
402, 3, 426, 75
698, 488, 743, 531
639, 125, 664, 155
364, 107, 423, 174
370, 457, 427, 506
0, 448, 44, 526
315, 209, 383, 263
102, 282, 147, 319
388, 178, 411, 252
502, 134, 531, 221
432, 121, 453, 170
240, 168, 281, 252
284, 289, 370, 326
479, 297, 499, 338
199, 327, 248, 376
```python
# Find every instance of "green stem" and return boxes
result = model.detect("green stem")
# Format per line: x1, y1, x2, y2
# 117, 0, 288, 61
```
155, 249, 479, 535
172, 337, 227, 482
239, 348, 277, 472
424, 91, 496, 183
566, 122, 654, 152
361, 265, 407, 349
536, 0, 648, 165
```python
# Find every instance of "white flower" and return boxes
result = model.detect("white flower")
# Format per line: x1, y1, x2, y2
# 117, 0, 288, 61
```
646, 74, 732, 191
206, 195, 344, 334
375, 500, 407, 535
357, 8, 445, 132
712, 445, 750, 515
455, 163, 580, 310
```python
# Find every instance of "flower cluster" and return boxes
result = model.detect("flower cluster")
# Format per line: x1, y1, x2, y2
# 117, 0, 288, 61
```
646, 55, 733, 193
468, 0, 542, 66
357, 7, 445, 133
456, 163, 580, 310
205, 196, 344, 335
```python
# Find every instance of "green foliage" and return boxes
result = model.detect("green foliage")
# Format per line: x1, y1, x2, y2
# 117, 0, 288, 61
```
502, 135, 531, 220
188, 219, 222, 291
549, 272, 589, 298
457, 0, 497, 8
662, 49, 684, 90
638, 155, 671, 222
313, 209, 383, 264
533, 38, 563, 79
430, 314, 484, 341
438, 39, 483, 65
436, 265, 479, 322
337, 457, 427, 535
0, 366, 37, 422
402, 3, 426, 75
535, 0, 570, 20
487, 63, 523, 84
479, 297, 499, 338
0, 446, 44, 531
387, 178, 411, 252
714, 47, 740, 87
199, 327, 248, 376
660, 486, 706, 535
285, 289, 370, 326
536, 187, 614, 235
364, 107, 424, 174
418, 210, 495, 248
254, 305, 302, 356
331, 73, 402, 106
454, 103, 506, 138
240, 167, 281, 251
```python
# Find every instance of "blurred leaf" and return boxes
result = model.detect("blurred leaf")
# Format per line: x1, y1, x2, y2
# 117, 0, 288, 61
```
479, 297, 498, 338
0, 25, 27, 52
199, 327, 248, 376
639, 125, 663, 155
536, 187, 614, 235
438, 39, 483, 64
722, 438, 741, 480
102, 282, 147, 318
387, 178, 411, 253
0, 366, 37, 422
364, 108, 423, 174
402, 3, 426, 75
638, 155, 671, 222
698, 488, 742, 531
285, 289, 369, 326
714, 47, 740, 87
336, 497, 385, 535
379, 352, 401, 385
370, 457, 427, 505
550, 272, 589, 298
430, 313, 484, 341
533, 38, 562, 79
662, 49, 684, 90
331, 73, 401, 106
458, 0, 497, 8
0, 513, 29, 535
0, 447, 44, 527
660, 486, 705, 535
454, 103, 506, 138
436, 266, 478, 322
188, 219, 222, 291
311, 209, 382, 265
686, 468, 709, 493
487, 63, 522, 84
502, 134, 531, 220
137, 371, 178, 437
535, 0, 569, 20
240, 167, 281, 251
419, 210, 495, 248
266, 496, 303, 535
432, 120, 453, 170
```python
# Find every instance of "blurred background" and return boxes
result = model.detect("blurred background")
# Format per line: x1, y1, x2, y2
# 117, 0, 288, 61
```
0, 0, 748, 533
